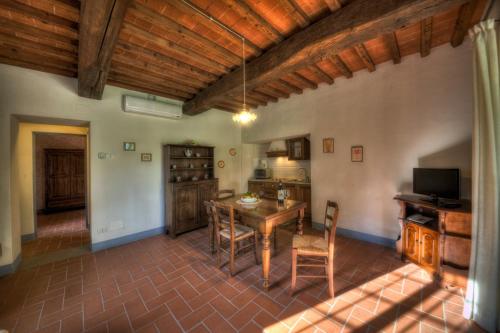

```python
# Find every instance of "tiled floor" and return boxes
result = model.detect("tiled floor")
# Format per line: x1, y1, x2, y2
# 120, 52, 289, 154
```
1, 223, 475, 333
23, 210, 90, 259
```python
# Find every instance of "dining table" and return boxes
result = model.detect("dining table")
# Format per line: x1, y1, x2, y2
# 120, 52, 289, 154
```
217, 195, 307, 290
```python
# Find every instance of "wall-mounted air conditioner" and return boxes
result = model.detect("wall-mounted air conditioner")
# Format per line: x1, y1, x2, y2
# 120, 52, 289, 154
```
122, 95, 182, 119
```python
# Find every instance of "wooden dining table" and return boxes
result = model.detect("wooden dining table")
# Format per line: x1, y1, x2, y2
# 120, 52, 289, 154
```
217, 196, 307, 289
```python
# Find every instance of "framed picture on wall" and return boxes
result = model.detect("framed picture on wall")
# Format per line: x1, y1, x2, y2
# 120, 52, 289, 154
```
123, 142, 136, 151
351, 145, 363, 162
323, 138, 334, 153
141, 153, 152, 162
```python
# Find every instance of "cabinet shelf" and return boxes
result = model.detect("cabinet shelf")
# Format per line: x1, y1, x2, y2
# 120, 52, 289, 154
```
170, 167, 213, 171
170, 156, 213, 159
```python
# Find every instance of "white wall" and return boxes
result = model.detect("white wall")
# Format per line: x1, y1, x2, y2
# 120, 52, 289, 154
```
0, 64, 242, 267
243, 43, 474, 240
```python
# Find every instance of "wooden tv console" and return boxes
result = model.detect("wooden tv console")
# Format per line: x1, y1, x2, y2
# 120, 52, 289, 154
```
394, 194, 472, 288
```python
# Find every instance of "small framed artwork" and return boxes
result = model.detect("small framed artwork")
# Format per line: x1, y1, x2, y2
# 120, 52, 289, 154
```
323, 138, 334, 153
351, 145, 363, 162
141, 153, 152, 162
123, 142, 136, 151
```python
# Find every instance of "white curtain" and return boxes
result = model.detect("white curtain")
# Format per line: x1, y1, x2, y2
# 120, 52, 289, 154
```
464, 19, 500, 332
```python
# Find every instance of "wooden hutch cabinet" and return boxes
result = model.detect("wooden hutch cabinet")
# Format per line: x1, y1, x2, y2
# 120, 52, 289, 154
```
287, 137, 310, 160
164, 144, 218, 237
395, 195, 471, 287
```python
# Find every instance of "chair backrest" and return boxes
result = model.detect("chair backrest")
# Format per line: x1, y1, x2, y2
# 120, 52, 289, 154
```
217, 189, 235, 200
324, 201, 339, 255
211, 201, 236, 239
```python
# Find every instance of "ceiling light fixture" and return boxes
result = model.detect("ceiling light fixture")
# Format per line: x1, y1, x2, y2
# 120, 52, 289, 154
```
232, 38, 257, 125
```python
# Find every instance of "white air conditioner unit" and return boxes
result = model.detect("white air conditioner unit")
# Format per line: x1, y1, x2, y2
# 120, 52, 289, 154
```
122, 95, 182, 119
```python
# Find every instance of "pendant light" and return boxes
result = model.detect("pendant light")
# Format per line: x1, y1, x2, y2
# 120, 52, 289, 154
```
232, 38, 257, 125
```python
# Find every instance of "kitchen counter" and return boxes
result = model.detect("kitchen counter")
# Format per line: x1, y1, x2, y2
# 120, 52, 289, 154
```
249, 178, 310, 185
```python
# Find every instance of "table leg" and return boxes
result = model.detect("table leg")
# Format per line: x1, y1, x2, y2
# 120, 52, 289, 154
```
261, 233, 271, 289
297, 208, 304, 235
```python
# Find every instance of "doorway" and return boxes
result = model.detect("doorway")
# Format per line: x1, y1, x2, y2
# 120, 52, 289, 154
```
20, 129, 90, 267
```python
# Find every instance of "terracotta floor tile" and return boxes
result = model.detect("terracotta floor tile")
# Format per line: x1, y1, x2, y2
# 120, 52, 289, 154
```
0, 221, 471, 333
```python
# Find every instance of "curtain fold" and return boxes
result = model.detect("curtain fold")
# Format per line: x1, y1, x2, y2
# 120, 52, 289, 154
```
464, 19, 500, 332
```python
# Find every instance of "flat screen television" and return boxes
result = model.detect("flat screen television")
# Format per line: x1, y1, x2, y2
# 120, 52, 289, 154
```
413, 168, 460, 200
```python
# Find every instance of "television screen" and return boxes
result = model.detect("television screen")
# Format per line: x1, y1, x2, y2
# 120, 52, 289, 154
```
413, 168, 460, 200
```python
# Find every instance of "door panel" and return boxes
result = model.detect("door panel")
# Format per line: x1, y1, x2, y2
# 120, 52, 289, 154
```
175, 185, 198, 232
404, 223, 420, 263
420, 228, 439, 271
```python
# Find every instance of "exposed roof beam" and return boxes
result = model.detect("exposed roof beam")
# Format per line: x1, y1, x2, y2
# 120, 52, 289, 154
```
354, 43, 376, 72
0, 56, 76, 77
329, 54, 352, 78
279, 0, 310, 28
384, 32, 401, 64
289, 73, 318, 89
130, 3, 242, 65
451, 0, 478, 47
323, 0, 343, 11
277, 79, 303, 94
78, 0, 131, 99
232, 0, 284, 44
310, 64, 335, 84
250, 90, 278, 103
420, 17, 433, 57
0, 0, 78, 31
183, 0, 468, 115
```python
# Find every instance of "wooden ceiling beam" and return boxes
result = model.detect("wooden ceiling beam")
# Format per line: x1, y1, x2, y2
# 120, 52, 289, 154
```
108, 72, 193, 99
280, 0, 311, 28
115, 43, 218, 82
214, 104, 237, 113
230, 0, 284, 44
384, 32, 401, 64
222, 98, 259, 109
173, 0, 261, 57
323, 0, 343, 11
276, 79, 303, 94
232, 95, 267, 107
122, 23, 229, 75
110, 61, 201, 94
183, 0, 467, 115
111, 54, 207, 89
310, 64, 335, 84
249, 90, 278, 103
329, 54, 352, 78
0, 56, 76, 77
354, 43, 376, 72
0, 46, 77, 72
420, 17, 433, 57
107, 80, 187, 101
451, 0, 478, 47
0, 32, 77, 62
0, 17, 78, 47
0, 0, 79, 30
78, 0, 131, 99
289, 72, 318, 89
130, 3, 242, 65
257, 86, 290, 99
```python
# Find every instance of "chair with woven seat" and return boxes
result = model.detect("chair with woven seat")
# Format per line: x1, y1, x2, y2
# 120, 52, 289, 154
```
205, 189, 237, 254
290, 200, 339, 297
210, 200, 259, 276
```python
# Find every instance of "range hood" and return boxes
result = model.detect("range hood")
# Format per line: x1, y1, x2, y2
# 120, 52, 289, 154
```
266, 140, 288, 157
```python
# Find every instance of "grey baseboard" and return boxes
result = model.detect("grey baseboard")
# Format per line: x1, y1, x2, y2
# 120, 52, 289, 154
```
312, 221, 395, 248
91, 226, 166, 252
0, 253, 22, 277
21, 233, 36, 243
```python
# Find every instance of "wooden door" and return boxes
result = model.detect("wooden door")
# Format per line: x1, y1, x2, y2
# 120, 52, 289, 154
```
403, 223, 420, 263
419, 228, 440, 272
175, 184, 198, 232
300, 186, 311, 216
198, 181, 217, 226
46, 149, 85, 211
285, 185, 297, 200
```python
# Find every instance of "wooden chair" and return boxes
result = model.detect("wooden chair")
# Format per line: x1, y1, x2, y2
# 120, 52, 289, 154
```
205, 189, 236, 254
290, 200, 339, 297
210, 200, 259, 276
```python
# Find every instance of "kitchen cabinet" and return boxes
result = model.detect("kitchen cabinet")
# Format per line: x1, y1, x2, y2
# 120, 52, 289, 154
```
402, 222, 439, 274
287, 137, 310, 160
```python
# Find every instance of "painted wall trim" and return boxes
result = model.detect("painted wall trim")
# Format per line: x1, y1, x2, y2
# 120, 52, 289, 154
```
312, 221, 395, 248
91, 226, 166, 252
21, 233, 36, 243
0, 253, 22, 277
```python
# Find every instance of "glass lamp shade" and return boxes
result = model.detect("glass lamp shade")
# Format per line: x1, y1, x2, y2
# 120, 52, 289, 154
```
232, 106, 257, 125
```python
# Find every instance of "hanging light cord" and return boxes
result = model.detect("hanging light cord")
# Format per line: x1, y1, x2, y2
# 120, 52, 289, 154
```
242, 38, 246, 109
